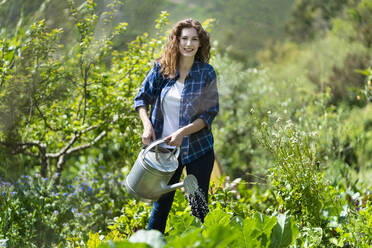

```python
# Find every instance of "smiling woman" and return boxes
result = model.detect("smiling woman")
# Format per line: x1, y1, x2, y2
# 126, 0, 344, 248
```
133, 18, 219, 233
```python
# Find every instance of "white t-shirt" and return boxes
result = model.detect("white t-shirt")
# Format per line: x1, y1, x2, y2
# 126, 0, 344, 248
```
161, 80, 184, 147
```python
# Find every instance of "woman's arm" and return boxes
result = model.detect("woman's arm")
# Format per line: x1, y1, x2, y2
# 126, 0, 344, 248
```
138, 106, 156, 145
164, 118, 206, 147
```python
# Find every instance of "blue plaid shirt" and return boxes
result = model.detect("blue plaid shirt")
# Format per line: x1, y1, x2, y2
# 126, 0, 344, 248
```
134, 60, 219, 164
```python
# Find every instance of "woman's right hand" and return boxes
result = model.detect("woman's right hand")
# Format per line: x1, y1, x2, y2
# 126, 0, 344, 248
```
142, 123, 156, 145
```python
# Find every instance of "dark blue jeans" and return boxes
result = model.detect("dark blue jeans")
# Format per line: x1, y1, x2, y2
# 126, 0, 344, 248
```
147, 149, 215, 233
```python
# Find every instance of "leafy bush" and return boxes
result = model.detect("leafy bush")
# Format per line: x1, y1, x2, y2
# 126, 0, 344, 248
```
0, 163, 133, 247
253, 111, 328, 226
94, 209, 299, 248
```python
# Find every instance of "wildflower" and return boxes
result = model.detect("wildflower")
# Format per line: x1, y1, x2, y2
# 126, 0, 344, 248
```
54, 210, 59, 215
63, 192, 68, 196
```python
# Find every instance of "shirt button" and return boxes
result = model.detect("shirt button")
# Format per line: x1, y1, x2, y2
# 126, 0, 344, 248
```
183, 152, 187, 155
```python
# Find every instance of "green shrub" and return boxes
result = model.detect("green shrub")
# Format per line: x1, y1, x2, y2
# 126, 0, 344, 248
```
0, 164, 131, 247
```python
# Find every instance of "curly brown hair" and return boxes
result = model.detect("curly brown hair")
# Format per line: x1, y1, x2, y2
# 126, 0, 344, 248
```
158, 18, 211, 78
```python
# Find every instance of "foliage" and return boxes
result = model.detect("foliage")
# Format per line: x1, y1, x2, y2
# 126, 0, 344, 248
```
0, 0, 169, 181
285, 0, 357, 42
94, 209, 299, 248
0, 164, 134, 247
1, 1, 372, 248
348, 0, 372, 48
212, 53, 317, 179
253, 110, 328, 226
165, 0, 294, 65
358, 68, 372, 103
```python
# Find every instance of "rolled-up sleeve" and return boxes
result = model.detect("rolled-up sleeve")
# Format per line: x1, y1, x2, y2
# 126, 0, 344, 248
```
133, 63, 161, 111
198, 69, 219, 130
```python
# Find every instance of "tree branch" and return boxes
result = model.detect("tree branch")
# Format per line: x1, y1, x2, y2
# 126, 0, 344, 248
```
45, 124, 100, 158
0, 140, 45, 150
82, 64, 91, 124
66, 130, 106, 154
32, 94, 61, 132
46, 132, 79, 158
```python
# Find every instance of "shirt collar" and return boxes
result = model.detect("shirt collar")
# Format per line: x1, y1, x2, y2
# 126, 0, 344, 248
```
175, 60, 201, 80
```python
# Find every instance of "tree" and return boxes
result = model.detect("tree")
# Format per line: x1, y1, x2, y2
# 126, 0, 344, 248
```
0, 0, 168, 182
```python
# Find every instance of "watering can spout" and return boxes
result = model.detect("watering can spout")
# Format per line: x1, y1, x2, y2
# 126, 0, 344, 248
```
159, 174, 198, 195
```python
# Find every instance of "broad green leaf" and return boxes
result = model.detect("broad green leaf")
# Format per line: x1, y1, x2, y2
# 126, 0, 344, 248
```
203, 224, 238, 248
235, 217, 260, 248
253, 213, 278, 247
165, 228, 203, 248
203, 209, 231, 227
269, 214, 299, 248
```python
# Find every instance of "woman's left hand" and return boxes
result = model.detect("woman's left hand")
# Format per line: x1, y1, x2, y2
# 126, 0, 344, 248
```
164, 129, 185, 147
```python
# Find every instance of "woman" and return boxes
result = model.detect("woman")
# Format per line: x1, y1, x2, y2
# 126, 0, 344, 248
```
133, 18, 219, 233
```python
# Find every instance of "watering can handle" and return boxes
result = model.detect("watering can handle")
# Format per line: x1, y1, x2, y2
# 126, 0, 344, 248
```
142, 139, 180, 161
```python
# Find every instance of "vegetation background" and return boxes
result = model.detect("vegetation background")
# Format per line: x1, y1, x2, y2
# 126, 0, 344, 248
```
0, 0, 371, 247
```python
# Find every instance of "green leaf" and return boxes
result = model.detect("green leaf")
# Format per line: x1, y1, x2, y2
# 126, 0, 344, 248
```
237, 217, 260, 248
167, 212, 197, 235
269, 214, 299, 248
203, 224, 238, 248
99, 240, 149, 248
254, 213, 278, 247
165, 228, 202, 248
203, 209, 231, 227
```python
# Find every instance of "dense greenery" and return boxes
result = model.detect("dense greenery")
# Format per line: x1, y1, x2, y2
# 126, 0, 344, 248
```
1, 0, 371, 247
0, 0, 295, 66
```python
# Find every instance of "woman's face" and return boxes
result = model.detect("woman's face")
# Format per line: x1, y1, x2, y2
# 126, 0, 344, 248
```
178, 27, 200, 59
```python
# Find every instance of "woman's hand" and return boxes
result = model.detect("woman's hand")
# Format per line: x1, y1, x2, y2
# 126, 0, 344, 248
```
142, 123, 156, 145
164, 129, 185, 147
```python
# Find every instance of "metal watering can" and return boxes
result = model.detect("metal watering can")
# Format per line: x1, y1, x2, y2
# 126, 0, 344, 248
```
125, 139, 198, 201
